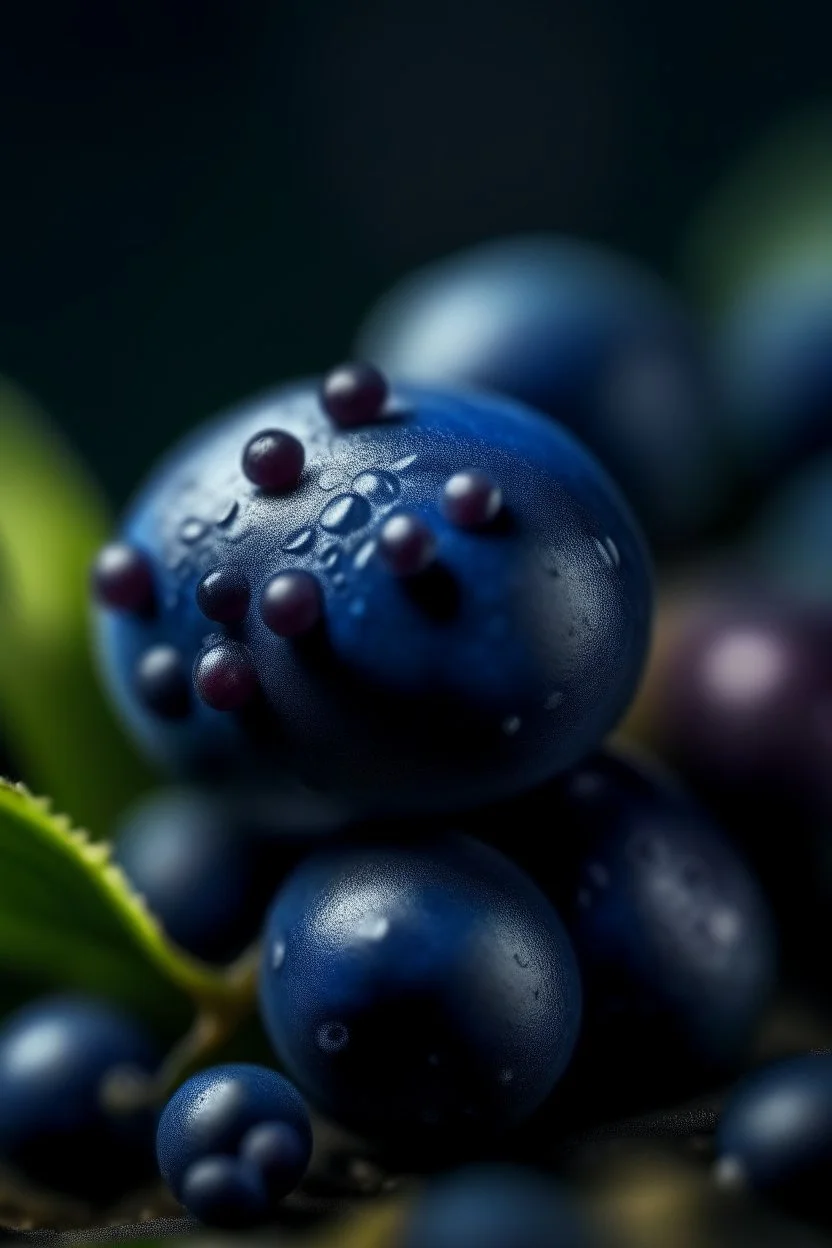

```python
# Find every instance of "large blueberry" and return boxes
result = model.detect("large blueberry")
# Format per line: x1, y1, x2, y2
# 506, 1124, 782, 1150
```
92, 367, 651, 814
716, 1054, 832, 1217
258, 834, 582, 1149
0, 995, 160, 1201
356, 236, 724, 549
477, 748, 777, 1107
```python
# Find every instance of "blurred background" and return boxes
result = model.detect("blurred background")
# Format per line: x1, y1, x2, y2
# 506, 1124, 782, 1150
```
2, 0, 830, 501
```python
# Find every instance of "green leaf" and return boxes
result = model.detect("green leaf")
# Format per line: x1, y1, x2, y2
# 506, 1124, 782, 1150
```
0, 780, 253, 1036
0, 377, 153, 833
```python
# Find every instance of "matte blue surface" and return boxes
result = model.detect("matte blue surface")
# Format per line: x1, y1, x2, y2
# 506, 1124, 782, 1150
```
93, 377, 652, 814
716, 1054, 832, 1211
356, 236, 723, 548
156, 1063, 312, 1199
401, 1164, 594, 1248
479, 748, 777, 1096
258, 834, 582, 1147
0, 996, 159, 1201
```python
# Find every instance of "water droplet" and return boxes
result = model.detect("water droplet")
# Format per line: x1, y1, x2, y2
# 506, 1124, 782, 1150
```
498, 1067, 515, 1085
390, 453, 418, 472
352, 469, 401, 504
214, 499, 239, 528
283, 527, 315, 554
272, 939, 286, 970
319, 545, 343, 570
317, 1021, 350, 1054
544, 690, 563, 711
587, 863, 610, 889
318, 467, 346, 491
502, 715, 522, 736
355, 913, 389, 941
513, 952, 530, 968
180, 518, 207, 544
320, 493, 372, 534
594, 536, 619, 569
354, 539, 377, 570
604, 536, 621, 567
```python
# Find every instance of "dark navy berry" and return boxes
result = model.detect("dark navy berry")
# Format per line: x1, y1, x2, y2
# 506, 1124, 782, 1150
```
480, 748, 776, 1105
179, 1155, 267, 1228
92, 543, 155, 615
239, 1121, 310, 1199
0, 995, 159, 1201
242, 430, 305, 493
112, 788, 304, 964
321, 362, 389, 427
715, 1054, 832, 1216
401, 1164, 594, 1248
93, 374, 651, 813
258, 834, 582, 1149
356, 236, 724, 549
156, 1063, 312, 1201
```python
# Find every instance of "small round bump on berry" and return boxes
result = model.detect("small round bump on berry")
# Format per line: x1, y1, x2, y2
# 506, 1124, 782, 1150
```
196, 567, 250, 623
180, 1155, 268, 1228
239, 1121, 310, 1199
378, 513, 437, 577
441, 471, 503, 529
92, 543, 154, 614
242, 430, 305, 492
135, 646, 191, 719
193, 644, 259, 712
261, 571, 322, 637
321, 362, 388, 428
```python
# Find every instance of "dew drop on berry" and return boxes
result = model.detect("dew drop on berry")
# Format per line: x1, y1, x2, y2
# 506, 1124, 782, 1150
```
352, 470, 401, 504
261, 571, 322, 637
319, 493, 372, 535
242, 430, 305, 492
196, 567, 250, 623
441, 471, 503, 529
282, 528, 315, 555
378, 513, 437, 577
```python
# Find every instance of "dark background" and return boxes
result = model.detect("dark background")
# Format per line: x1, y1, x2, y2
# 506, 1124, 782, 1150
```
1, 0, 829, 502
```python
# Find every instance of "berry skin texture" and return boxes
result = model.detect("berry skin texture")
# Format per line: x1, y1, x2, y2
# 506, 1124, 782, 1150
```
92, 373, 652, 815
355, 235, 724, 549
400, 1164, 594, 1248
715, 1054, 832, 1217
112, 788, 307, 965
479, 748, 776, 1106
156, 1063, 312, 1207
0, 995, 160, 1202
258, 834, 582, 1150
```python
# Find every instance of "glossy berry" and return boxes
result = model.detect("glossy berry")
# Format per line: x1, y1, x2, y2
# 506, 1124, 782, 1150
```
179, 1155, 267, 1229
0, 996, 159, 1201
480, 748, 776, 1105
715, 1054, 832, 1216
239, 1121, 311, 1199
156, 1063, 312, 1205
401, 1164, 594, 1248
92, 543, 155, 614
113, 788, 309, 964
718, 258, 832, 484
92, 372, 651, 813
242, 430, 305, 493
746, 453, 832, 605
321, 362, 389, 427
356, 235, 724, 549
258, 834, 582, 1149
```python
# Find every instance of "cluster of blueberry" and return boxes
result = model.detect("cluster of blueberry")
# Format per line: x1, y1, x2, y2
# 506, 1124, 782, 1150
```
3, 232, 832, 1244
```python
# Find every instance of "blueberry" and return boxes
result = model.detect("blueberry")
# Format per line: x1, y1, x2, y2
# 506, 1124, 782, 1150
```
92, 369, 651, 814
179, 1155, 268, 1228
0, 995, 159, 1201
478, 748, 776, 1106
239, 1120, 310, 1199
258, 834, 582, 1149
355, 236, 724, 549
112, 788, 309, 965
156, 1063, 312, 1201
718, 259, 832, 484
716, 1054, 832, 1217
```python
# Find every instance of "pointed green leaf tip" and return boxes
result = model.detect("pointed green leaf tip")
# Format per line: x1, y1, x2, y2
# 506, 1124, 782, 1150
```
0, 376, 153, 833
0, 780, 253, 1036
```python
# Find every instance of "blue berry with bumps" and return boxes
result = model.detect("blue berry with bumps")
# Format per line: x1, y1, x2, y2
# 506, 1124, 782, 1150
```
478, 748, 777, 1106
715, 1054, 832, 1218
156, 1063, 312, 1227
112, 787, 340, 965
91, 364, 652, 815
0, 996, 160, 1202
356, 236, 724, 550
399, 1164, 596, 1248
258, 833, 582, 1152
